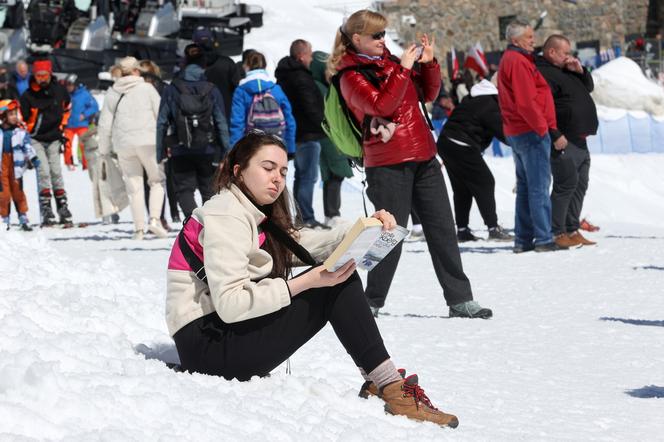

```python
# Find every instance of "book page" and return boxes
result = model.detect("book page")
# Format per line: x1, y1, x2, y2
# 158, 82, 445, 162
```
358, 226, 410, 271
326, 226, 382, 272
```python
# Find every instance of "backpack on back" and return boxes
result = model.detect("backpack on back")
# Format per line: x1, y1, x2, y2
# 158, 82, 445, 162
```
246, 85, 286, 137
322, 67, 380, 164
172, 79, 217, 149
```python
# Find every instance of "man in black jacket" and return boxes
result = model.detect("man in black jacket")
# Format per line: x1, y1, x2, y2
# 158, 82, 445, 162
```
192, 26, 240, 125
275, 39, 329, 229
20, 59, 73, 226
437, 78, 513, 242
536, 34, 599, 247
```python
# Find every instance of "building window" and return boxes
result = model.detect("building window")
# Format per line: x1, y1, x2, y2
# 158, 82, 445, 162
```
499, 15, 517, 41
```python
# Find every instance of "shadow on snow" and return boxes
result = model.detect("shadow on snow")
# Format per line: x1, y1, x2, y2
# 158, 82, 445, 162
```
625, 385, 664, 398
600, 317, 664, 327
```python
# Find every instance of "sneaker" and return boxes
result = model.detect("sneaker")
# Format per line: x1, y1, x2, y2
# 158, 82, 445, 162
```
569, 230, 596, 246
513, 243, 535, 254
302, 220, 331, 230
133, 230, 144, 240
457, 227, 479, 242
579, 218, 600, 232
381, 374, 459, 428
406, 225, 425, 242
488, 225, 514, 242
449, 300, 493, 319
147, 217, 168, 238
534, 241, 568, 252
359, 369, 406, 399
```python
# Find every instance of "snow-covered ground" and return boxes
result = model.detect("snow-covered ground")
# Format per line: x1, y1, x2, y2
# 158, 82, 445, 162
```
2, 1, 664, 439
2, 152, 664, 440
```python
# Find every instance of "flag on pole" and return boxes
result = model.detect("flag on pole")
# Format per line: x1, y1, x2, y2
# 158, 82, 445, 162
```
450, 46, 460, 80
464, 42, 489, 77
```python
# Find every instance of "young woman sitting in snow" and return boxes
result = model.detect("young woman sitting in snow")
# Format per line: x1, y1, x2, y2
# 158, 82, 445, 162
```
165, 131, 459, 428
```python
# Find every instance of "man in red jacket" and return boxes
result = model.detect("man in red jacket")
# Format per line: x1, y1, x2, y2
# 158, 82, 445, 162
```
498, 20, 568, 253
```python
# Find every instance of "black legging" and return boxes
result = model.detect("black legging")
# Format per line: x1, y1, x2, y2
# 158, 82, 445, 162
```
173, 271, 389, 381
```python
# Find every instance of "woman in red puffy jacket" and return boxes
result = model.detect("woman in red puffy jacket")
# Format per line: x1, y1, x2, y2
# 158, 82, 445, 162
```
327, 9, 492, 319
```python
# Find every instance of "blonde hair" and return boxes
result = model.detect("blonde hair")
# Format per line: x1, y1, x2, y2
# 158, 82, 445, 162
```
138, 60, 162, 78
326, 9, 387, 78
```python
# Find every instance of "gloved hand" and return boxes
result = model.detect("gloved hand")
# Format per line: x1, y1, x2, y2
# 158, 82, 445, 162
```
60, 136, 70, 154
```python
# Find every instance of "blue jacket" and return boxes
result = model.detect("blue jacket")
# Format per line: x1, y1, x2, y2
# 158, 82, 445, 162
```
66, 84, 99, 128
230, 69, 296, 154
156, 64, 230, 163
12, 71, 30, 96
0, 126, 39, 181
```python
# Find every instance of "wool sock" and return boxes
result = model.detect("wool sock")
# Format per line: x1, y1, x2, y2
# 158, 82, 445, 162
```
359, 367, 371, 382
367, 359, 402, 390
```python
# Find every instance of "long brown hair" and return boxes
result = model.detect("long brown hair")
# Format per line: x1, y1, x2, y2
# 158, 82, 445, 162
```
214, 132, 297, 278
327, 9, 387, 78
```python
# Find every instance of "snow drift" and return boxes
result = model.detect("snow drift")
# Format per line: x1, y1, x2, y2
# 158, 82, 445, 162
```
591, 57, 664, 116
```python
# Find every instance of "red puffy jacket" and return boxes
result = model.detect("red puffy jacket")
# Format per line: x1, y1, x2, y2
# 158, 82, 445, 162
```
338, 50, 440, 167
497, 46, 557, 138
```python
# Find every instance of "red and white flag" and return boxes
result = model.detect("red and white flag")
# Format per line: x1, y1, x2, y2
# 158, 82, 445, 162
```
464, 42, 489, 77
450, 46, 460, 80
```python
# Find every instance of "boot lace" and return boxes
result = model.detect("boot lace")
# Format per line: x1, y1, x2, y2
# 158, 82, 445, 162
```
403, 381, 438, 411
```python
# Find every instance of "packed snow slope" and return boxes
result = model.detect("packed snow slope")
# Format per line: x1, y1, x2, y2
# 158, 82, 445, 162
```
2, 153, 664, 440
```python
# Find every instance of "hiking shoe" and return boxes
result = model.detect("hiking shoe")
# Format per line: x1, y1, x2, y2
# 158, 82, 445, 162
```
580, 218, 600, 232
148, 217, 168, 238
359, 369, 407, 399
569, 230, 596, 246
488, 225, 514, 242
457, 227, 479, 242
554, 233, 581, 248
303, 219, 331, 230
133, 230, 144, 240
449, 300, 493, 319
534, 241, 568, 252
381, 374, 459, 428
513, 243, 535, 254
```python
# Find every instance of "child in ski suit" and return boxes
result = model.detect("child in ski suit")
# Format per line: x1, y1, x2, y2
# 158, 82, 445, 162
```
0, 99, 39, 230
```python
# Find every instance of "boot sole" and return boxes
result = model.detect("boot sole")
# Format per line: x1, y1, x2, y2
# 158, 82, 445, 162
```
384, 404, 459, 428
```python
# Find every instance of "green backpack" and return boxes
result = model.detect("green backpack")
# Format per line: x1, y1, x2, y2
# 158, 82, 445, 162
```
322, 67, 380, 164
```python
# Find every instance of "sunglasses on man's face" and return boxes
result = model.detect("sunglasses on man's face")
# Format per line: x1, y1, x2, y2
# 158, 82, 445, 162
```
371, 30, 386, 40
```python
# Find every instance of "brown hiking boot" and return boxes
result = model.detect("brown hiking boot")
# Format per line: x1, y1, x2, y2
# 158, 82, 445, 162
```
381, 374, 459, 428
359, 368, 406, 399
569, 230, 596, 246
554, 233, 580, 248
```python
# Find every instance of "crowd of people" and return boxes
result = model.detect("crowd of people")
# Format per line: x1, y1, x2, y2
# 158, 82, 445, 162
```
0, 9, 602, 430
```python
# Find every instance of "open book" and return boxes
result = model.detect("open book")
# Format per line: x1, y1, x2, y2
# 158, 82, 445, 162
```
323, 218, 409, 272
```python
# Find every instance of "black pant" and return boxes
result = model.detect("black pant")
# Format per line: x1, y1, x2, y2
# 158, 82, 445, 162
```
173, 272, 389, 381
323, 174, 343, 218
550, 140, 590, 235
438, 136, 498, 229
364, 158, 473, 308
171, 154, 216, 218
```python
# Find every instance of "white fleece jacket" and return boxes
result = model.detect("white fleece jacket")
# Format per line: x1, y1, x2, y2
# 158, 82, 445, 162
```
98, 75, 161, 155
165, 185, 351, 336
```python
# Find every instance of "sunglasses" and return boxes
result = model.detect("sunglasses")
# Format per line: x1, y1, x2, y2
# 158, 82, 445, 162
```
370, 30, 386, 40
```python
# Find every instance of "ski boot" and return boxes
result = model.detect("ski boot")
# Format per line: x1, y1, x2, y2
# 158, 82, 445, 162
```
18, 214, 33, 232
54, 190, 74, 228
39, 190, 57, 227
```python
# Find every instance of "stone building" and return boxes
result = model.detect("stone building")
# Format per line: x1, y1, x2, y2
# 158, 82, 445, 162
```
378, 0, 651, 66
